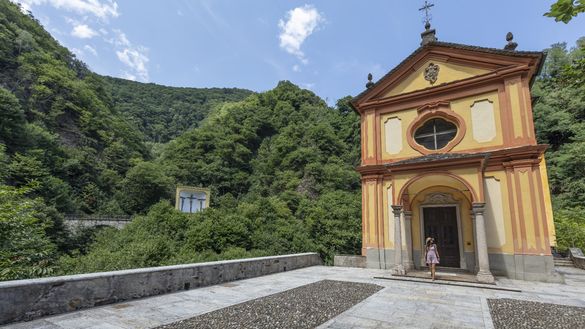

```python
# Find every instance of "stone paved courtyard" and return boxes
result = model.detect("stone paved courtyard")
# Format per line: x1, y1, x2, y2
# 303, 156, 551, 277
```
2, 266, 585, 329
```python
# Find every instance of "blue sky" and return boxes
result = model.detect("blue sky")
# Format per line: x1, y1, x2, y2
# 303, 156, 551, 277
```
13, 0, 585, 104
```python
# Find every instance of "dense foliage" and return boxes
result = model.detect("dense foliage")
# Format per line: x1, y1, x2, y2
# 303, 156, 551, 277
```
58, 82, 362, 271
103, 77, 253, 143
532, 37, 585, 252
0, 184, 56, 280
545, 0, 585, 23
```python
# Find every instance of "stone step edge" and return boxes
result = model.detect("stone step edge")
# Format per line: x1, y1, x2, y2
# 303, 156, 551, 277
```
373, 276, 522, 292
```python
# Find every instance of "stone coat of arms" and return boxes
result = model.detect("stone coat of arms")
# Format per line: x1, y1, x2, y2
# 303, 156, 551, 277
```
424, 63, 439, 85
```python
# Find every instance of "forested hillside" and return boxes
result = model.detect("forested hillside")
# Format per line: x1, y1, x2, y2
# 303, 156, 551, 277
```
58, 83, 362, 274
532, 38, 585, 251
103, 77, 253, 143
0, 0, 254, 279
1, 0, 584, 280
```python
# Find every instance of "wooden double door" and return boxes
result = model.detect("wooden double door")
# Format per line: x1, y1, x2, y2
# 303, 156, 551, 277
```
423, 206, 460, 268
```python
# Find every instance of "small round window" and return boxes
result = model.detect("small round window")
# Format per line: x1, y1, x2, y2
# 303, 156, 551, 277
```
414, 118, 457, 150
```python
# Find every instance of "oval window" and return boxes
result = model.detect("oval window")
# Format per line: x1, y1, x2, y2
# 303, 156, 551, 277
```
414, 118, 457, 150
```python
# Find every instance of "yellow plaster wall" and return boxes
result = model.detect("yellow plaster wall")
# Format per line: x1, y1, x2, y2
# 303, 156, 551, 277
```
384, 60, 490, 98
365, 112, 375, 159
380, 91, 503, 161
539, 157, 556, 246
483, 171, 515, 254
380, 108, 421, 159
449, 168, 482, 202
382, 179, 394, 248
520, 170, 537, 251
366, 181, 377, 246
450, 92, 503, 152
506, 80, 524, 139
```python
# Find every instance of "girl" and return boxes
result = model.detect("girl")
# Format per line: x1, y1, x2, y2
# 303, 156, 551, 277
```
425, 237, 440, 281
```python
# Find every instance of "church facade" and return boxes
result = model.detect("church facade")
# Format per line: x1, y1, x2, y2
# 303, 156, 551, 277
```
351, 28, 557, 282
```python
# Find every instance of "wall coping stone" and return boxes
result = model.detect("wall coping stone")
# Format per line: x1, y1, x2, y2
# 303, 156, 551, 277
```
0, 252, 318, 287
0, 253, 322, 325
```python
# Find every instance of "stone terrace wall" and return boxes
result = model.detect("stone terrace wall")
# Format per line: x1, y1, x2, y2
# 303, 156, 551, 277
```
0, 253, 322, 325
569, 248, 585, 270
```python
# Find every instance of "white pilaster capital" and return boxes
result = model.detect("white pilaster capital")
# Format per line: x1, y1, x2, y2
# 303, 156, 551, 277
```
472, 202, 486, 215
391, 205, 403, 217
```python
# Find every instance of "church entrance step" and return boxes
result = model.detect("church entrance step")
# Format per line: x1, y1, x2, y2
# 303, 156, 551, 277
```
553, 258, 575, 267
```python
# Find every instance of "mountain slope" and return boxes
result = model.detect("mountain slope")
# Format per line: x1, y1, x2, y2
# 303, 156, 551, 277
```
102, 76, 253, 143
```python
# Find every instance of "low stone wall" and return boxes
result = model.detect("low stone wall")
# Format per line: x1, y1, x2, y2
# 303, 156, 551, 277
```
334, 255, 366, 268
569, 248, 585, 270
0, 253, 322, 325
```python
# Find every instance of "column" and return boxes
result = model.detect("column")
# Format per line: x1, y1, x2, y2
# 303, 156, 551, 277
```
472, 203, 495, 283
391, 205, 405, 275
470, 210, 479, 273
403, 211, 415, 271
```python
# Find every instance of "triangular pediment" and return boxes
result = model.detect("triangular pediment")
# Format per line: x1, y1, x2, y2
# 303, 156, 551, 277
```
352, 42, 543, 111
384, 58, 491, 98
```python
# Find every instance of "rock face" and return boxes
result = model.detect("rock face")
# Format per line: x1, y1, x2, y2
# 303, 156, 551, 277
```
0, 253, 322, 325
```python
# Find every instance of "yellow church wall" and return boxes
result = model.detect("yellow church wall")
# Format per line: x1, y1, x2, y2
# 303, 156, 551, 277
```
367, 180, 377, 247
384, 60, 490, 98
380, 91, 504, 161
538, 157, 556, 246
362, 112, 376, 163
380, 109, 420, 159
450, 92, 503, 152
449, 168, 482, 202
484, 170, 515, 254
382, 179, 394, 249
502, 164, 553, 256
506, 80, 524, 139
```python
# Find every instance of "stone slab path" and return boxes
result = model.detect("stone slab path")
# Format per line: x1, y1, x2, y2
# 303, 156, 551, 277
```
2, 266, 585, 329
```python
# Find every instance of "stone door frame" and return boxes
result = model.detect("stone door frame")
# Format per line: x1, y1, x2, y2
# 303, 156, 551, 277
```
419, 203, 466, 270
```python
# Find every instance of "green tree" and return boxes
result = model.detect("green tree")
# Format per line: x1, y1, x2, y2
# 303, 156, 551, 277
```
117, 162, 175, 214
545, 0, 585, 23
0, 87, 25, 148
0, 184, 56, 280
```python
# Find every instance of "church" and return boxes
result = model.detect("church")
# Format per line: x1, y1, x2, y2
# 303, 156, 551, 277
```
351, 22, 557, 282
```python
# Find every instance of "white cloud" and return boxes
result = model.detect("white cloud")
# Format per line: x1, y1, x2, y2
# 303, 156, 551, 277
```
104, 29, 149, 81
292, 64, 300, 72
121, 71, 136, 81
116, 46, 149, 82
112, 29, 130, 46
278, 5, 323, 64
71, 24, 97, 38
71, 47, 83, 56
84, 44, 97, 56
13, 0, 119, 19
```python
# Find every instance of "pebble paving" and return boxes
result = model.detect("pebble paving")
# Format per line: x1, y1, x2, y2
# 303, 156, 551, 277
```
156, 280, 383, 329
488, 298, 585, 329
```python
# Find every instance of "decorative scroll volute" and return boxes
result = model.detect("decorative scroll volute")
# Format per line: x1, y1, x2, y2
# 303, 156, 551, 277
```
422, 192, 458, 204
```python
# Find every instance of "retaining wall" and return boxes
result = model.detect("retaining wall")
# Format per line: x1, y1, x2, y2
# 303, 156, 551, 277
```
0, 253, 322, 325
569, 248, 585, 270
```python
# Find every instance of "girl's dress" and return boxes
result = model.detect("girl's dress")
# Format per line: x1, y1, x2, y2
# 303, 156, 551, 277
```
426, 244, 439, 265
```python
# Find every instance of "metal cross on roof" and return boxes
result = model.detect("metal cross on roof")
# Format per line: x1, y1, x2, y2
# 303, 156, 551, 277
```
419, 1, 434, 25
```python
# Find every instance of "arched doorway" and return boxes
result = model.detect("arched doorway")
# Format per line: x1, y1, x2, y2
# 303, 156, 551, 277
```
397, 173, 477, 270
